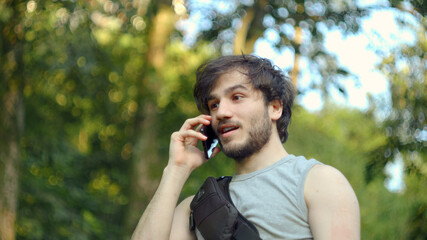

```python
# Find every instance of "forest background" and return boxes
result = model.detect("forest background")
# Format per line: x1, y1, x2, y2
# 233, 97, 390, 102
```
0, 0, 425, 239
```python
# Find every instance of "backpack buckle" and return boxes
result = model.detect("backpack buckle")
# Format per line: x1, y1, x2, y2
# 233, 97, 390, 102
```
189, 210, 195, 230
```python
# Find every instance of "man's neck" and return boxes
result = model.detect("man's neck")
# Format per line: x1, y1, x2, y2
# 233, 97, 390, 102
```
233, 135, 288, 175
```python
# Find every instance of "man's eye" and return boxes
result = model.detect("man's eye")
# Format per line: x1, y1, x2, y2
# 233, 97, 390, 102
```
233, 95, 243, 101
209, 103, 219, 110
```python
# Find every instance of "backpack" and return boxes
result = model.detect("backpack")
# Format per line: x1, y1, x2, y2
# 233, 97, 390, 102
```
189, 176, 262, 240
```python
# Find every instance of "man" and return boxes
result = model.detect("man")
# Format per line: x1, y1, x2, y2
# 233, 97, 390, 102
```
131, 55, 360, 239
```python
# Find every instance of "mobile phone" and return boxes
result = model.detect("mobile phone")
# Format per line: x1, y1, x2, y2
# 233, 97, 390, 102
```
201, 124, 219, 159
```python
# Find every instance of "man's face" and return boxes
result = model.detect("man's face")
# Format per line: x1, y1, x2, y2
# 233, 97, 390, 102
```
207, 69, 272, 160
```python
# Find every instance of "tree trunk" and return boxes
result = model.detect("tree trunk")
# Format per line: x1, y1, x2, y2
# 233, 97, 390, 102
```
124, 102, 160, 237
123, 1, 176, 238
291, 26, 303, 88
233, 9, 254, 54
233, 1, 302, 88
0, 2, 25, 238
0, 51, 24, 240
0, 100, 21, 240
233, 0, 267, 54
291, 53, 300, 88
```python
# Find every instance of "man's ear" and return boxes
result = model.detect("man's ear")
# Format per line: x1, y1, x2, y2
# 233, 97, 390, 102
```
268, 99, 283, 121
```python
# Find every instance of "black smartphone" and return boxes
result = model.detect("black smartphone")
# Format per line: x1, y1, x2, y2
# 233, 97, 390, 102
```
200, 124, 219, 159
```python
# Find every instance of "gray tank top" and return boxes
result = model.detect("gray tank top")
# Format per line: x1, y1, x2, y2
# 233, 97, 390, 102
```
229, 154, 321, 239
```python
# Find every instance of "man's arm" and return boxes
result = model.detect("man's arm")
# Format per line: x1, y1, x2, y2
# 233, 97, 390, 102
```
131, 115, 218, 240
170, 196, 196, 240
304, 164, 360, 240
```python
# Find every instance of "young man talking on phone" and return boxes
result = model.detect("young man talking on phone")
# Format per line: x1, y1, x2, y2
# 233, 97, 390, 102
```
131, 55, 360, 239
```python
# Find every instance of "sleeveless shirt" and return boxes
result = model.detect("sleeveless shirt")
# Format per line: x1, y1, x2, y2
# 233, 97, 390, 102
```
229, 154, 321, 240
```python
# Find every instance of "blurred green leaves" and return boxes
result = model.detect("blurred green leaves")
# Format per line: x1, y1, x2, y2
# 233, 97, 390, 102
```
0, 0, 426, 239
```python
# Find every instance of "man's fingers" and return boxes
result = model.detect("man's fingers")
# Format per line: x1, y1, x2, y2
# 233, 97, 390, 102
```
183, 130, 207, 142
172, 129, 207, 143
179, 115, 211, 131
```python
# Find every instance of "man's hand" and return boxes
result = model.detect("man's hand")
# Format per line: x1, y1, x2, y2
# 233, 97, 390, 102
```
131, 115, 220, 240
168, 114, 220, 172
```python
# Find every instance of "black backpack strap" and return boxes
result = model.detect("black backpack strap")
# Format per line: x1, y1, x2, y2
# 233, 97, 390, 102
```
216, 176, 262, 240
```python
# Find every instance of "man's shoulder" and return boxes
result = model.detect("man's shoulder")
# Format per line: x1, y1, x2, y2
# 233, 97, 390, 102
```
171, 195, 197, 240
284, 154, 323, 175
307, 164, 344, 178
305, 164, 349, 189
304, 164, 358, 207
174, 195, 194, 226
303, 165, 361, 239
177, 195, 194, 210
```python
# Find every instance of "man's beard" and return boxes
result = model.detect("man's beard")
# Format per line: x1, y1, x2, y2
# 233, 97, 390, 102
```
219, 110, 272, 161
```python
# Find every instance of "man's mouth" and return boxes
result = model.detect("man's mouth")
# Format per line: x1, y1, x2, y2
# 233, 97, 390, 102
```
218, 124, 239, 137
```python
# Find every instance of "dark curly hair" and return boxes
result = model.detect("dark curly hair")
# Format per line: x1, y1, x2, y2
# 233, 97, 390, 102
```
193, 55, 296, 143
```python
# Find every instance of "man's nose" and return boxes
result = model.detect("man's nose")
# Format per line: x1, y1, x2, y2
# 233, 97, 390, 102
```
216, 101, 233, 119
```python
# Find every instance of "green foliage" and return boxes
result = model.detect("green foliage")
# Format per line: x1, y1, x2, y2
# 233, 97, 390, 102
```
184, 0, 368, 96
367, 29, 426, 181
0, 0, 425, 239
366, 15, 427, 238
19, 141, 126, 239
5, 0, 159, 238
287, 105, 383, 185
287, 105, 426, 239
